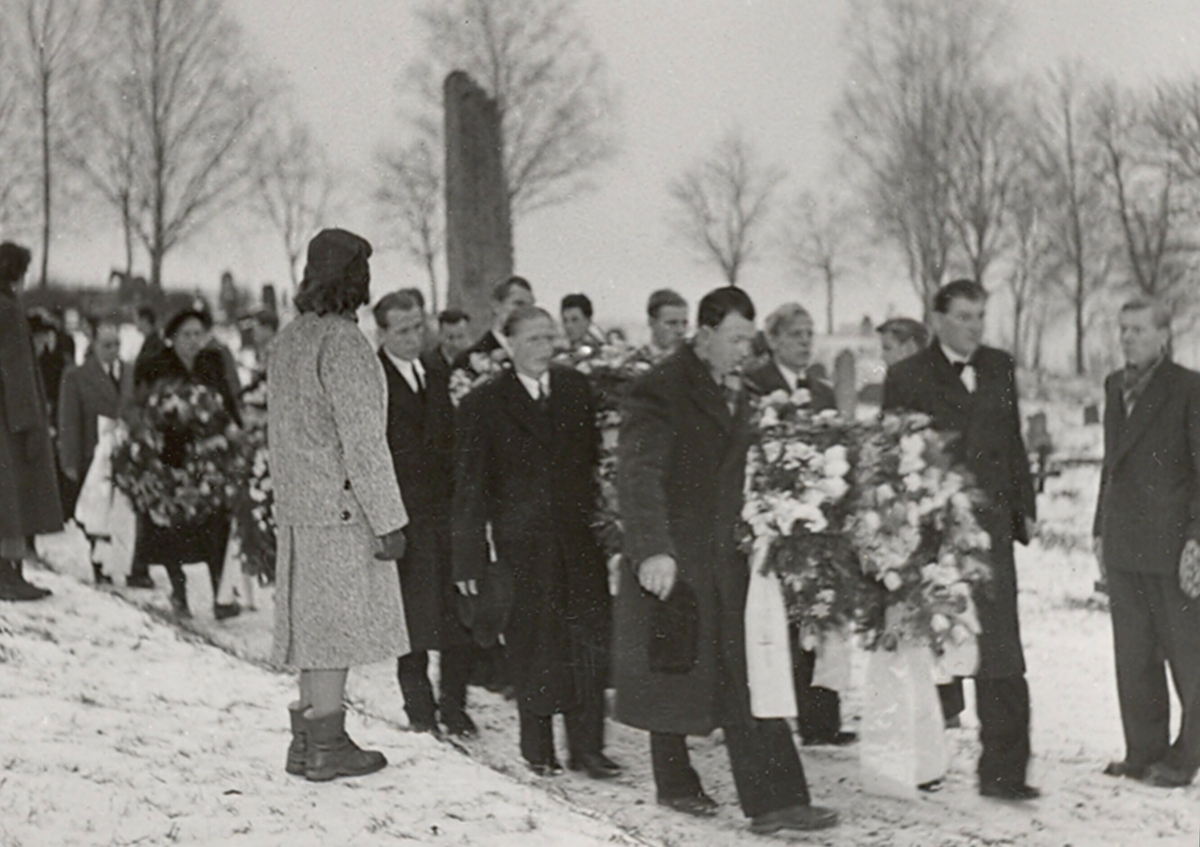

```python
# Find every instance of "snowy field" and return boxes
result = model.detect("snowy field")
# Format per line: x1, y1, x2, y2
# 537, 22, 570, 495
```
3, 403, 1199, 846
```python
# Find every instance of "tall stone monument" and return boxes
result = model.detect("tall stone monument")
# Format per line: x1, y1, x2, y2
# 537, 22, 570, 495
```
444, 71, 513, 338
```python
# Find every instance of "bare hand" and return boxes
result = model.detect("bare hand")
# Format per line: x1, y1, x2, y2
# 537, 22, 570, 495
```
1180, 538, 1200, 599
638, 554, 677, 601
374, 528, 407, 561
455, 579, 479, 596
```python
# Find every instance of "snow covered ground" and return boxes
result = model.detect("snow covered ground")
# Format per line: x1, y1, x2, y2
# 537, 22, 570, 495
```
3, 406, 1199, 846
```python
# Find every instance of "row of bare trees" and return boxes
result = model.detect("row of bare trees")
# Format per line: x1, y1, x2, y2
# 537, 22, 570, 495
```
0, 0, 338, 295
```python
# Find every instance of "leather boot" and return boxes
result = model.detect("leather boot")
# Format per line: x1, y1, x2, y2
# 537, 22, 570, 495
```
0, 560, 49, 602
304, 709, 387, 782
285, 702, 308, 775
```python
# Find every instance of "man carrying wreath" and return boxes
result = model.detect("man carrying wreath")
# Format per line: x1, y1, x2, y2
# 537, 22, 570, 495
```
882, 279, 1038, 801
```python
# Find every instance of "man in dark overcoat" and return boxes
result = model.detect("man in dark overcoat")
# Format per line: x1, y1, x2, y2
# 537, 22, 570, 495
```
452, 305, 616, 779
0, 242, 59, 601
615, 287, 837, 835
1094, 296, 1200, 788
882, 279, 1038, 800
374, 290, 477, 738
745, 302, 855, 748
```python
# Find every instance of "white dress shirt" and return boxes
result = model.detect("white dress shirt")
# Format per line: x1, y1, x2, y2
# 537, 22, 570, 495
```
516, 370, 550, 401
383, 349, 426, 394
940, 343, 976, 393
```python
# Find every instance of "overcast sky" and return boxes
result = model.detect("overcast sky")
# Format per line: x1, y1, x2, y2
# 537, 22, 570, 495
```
55, 0, 1200, 334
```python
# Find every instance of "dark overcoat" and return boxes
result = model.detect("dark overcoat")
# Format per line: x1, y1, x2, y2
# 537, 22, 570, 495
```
1093, 361, 1200, 573
380, 348, 471, 652
0, 290, 62, 539
613, 345, 756, 736
56, 355, 134, 479
744, 360, 836, 410
452, 366, 610, 716
882, 342, 1036, 679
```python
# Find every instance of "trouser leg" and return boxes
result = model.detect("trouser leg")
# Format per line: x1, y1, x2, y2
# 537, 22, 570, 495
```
724, 718, 812, 818
1156, 573, 1200, 770
650, 732, 703, 800
975, 675, 1031, 788
1108, 569, 1171, 767
938, 678, 965, 721
564, 632, 607, 762
518, 704, 555, 765
438, 644, 474, 717
397, 650, 437, 727
790, 624, 841, 741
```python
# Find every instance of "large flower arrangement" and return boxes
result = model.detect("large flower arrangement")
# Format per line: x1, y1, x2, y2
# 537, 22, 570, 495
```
112, 381, 248, 528
741, 390, 861, 647
558, 341, 655, 560
235, 425, 276, 582
449, 348, 512, 407
849, 413, 992, 654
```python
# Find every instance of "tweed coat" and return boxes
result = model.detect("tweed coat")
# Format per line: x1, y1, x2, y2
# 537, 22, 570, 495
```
56, 355, 134, 480
452, 366, 610, 717
379, 347, 471, 652
613, 345, 757, 735
0, 290, 62, 539
1093, 361, 1200, 574
269, 312, 410, 669
882, 342, 1037, 678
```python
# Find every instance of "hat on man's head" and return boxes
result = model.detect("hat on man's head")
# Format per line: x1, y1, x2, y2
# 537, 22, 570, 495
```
302, 228, 372, 288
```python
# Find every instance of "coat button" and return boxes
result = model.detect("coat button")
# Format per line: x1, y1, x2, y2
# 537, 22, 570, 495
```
341, 510, 351, 521
343, 479, 351, 490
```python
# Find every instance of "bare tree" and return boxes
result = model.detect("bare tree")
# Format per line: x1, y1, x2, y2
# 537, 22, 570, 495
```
408, 0, 616, 219
374, 138, 444, 313
1093, 81, 1199, 304
90, 0, 274, 291
782, 189, 859, 334
946, 80, 1025, 286
1032, 63, 1114, 375
1001, 156, 1059, 368
667, 130, 785, 286
836, 0, 1009, 314
0, 37, 35, 234
4, 0, 89, 286
249, 117, 334, 289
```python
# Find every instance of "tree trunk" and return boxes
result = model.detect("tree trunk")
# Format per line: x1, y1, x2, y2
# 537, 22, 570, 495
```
824, 268, 834, 335
121, 193, 133, 282
1012, 298, 1024, 369
39, 72, 51, 288
425, 252, 439, 315
1074, 281, 1086, 376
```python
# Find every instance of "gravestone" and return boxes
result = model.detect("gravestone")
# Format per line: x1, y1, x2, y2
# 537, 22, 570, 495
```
1083, 404, 1100, 425
834, 350, 857, 418
444, 71, 513, 338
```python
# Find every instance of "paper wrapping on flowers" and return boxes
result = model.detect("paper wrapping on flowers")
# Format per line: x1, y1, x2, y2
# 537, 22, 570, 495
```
745, 535, 798, 719
935, 592, 981, 681
74, 417, 137, 581
811, 627, 853, 693
860, 642, 947, 798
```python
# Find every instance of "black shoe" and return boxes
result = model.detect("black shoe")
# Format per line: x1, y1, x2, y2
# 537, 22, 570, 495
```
126, 573, 155, 589
170, 593, 192, 620
526, 759, 564, 777
213, 602, 241, 621
1103, 760, 1149, 780
568, 752, 621, 780
1145, 762, 1196, 788
92, 564, 113, 585
803, 730, 858, 747
0, 578, 50, 602
442, 710, 478, 739
918, 778, 945, 793
658, 792, 718, 818
407, 718, 441, 736
980, 782, 1041, 801
749, 804, 838, 834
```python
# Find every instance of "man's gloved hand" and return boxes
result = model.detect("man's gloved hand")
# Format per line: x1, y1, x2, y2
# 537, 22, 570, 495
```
1179, 538, 1200, 599
375, 528, 407, 561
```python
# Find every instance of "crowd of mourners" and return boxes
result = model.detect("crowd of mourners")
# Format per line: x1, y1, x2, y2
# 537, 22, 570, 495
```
3, 225, 1199, 837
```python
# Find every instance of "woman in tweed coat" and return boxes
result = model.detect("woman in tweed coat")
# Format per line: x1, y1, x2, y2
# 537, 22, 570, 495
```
268, 228, 410, 782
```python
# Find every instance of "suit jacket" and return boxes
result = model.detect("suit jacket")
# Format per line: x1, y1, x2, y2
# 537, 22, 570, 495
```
1093, 360, 1200, 575
882, 341, 1036, 678
745, 360, 836, 411
0, 290, 62, 538
268, 313, 407, 534
451, 328, 505, 372
613, 344, 757, 735
452, 366, 610, 714
56, 355, 134, 479
380, 347, 467, 651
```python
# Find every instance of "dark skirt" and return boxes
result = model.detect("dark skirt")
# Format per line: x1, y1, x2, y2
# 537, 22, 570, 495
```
133, 511, 231, 569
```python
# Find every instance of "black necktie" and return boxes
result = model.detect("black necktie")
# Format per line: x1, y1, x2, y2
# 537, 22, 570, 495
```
952, 361, 966, 375
413, 366, 425, 397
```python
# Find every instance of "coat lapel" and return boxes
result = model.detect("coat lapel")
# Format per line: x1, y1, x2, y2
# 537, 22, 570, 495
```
682, 346, 733, 433
500, 370, 554, 450
83, 356, 120, 407
1111, 362, 1172, 468
929, 342, 975, 406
